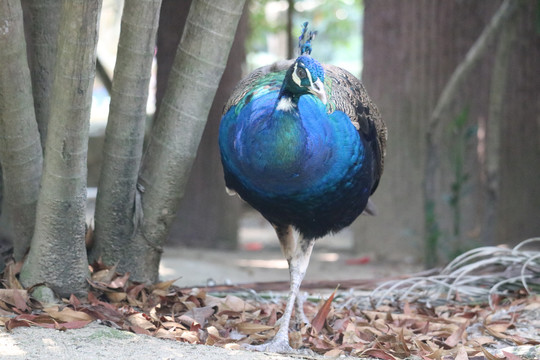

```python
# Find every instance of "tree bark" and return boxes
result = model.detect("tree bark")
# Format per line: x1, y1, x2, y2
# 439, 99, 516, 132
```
20, 0, 103, 297
496, 1, 540, 245
362, 0, 540, 265
360, 0, 505, 266
0, 0, 43, 260
168, 4, 248, 249
90, 0, 162, 265
423, 0, 518, 265
154, 0, 191, 121
23, 0, 61, 149
126, 0, 246, 282
480, 6, 518, 245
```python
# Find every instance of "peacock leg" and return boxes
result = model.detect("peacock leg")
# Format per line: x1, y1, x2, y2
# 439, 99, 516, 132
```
295, 291, 310, 325
246, 225, 314, 353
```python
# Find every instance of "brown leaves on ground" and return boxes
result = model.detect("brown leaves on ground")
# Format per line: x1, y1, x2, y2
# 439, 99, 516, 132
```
0, 259, 538, 359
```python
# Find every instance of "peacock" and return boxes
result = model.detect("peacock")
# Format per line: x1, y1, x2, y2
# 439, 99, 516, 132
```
218, 23, 387, 353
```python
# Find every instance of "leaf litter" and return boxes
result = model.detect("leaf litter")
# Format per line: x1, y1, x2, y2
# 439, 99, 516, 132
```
0, 241, 539, 359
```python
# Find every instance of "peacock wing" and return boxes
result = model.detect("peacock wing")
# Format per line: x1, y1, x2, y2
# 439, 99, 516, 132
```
323, 64, 387, 193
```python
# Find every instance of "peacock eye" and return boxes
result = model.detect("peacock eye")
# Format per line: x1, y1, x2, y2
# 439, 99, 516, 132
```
296, 67, 307, 79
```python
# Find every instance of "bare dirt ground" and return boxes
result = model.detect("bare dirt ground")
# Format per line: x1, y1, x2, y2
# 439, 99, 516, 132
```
1, 321, 339, 360
159, 246, 421, 288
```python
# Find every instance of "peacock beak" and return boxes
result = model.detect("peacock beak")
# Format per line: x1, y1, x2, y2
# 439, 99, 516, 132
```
309, 78, 327, 105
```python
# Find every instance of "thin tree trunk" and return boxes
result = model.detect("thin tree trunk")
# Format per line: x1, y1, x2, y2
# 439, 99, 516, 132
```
128, 0, 246, 282
0, 165, 6, 248
0, 0, 43, 260
24, 0, 61, 149
168, 4, 248, 249
496, 1, 540, 245
90, 0, 162, 266
481, 9, 518, 245
286, 0, 294, 59
20, 0, 103, 297
154, 0, 191, 121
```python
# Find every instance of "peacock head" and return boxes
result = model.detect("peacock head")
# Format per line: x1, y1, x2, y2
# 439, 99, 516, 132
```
278, 22, 326, 106
286, 56, 326, 104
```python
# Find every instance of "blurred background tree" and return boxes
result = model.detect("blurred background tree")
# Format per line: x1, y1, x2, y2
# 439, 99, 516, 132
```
361, 0, 540, 266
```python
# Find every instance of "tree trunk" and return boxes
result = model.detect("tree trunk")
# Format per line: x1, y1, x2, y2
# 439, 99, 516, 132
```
124, 0, 246, 282
496, 1, 540, 245
20, 0, 103, 297
362, 0, 540, 265
168, 5, 248, 249
23, 0, 61, 149
481, 4, 518, 245
90, 0, 162, 265
154, 0, 191, 121
423, 0, 519, 265
0, 0, 43, 260
360, 0, 505, 265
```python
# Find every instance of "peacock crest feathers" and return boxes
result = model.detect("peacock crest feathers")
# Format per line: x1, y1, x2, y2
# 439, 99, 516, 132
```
298, 21, 317, 55
294, 23, 324, 89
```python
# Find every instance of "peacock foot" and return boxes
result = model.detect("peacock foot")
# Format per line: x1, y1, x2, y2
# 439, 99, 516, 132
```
243, 338, 295, 354
277, 310, 309, 327
243, 335, 315, 355
295, 309, 310, 326
295, 292, 311, 326
273, 302, 310, 328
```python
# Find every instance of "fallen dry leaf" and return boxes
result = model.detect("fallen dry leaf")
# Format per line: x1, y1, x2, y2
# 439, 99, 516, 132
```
2, 261, 23, 290
236, 322, 274, 335
128, 324, 152, 335
454, 345, 469, 360
361, 348, 397, 360
220, 295, 256, 313
92, 264, 118, 284
183, 305, 215, 326
56, 320, 93, 330
501, 350, 523, 360
154, 327, 176, 340
311, 287, 337, 333
179, 330, 199, 343
105, 291, 127, 303
150, 278, 178, 292
480, 346, 501, 360
444, 319, 469, 347
109, 272, 130, 289
127, 313, 156, 331
0, 289, 29, 312
44, 307, 93, 323
324, 348, 344, 357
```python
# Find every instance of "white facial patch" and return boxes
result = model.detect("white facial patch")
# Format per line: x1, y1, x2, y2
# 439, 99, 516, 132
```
292, 63, 301, 86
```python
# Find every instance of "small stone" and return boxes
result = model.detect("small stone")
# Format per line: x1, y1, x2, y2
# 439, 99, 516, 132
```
30, 285, 60, 304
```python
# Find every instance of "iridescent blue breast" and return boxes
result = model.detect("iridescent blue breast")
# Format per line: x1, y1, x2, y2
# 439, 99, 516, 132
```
219, 82, 372, 239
